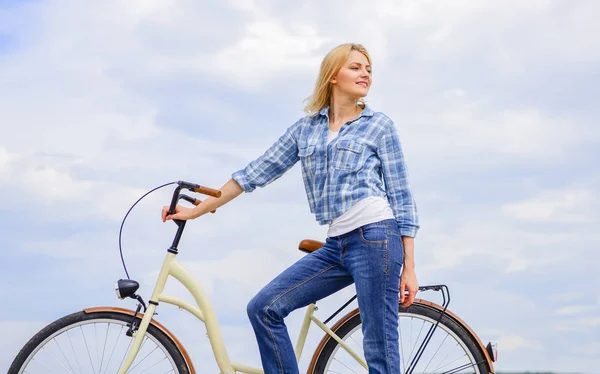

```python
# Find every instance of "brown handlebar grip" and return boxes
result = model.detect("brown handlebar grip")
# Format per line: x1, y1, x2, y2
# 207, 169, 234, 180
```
193, 198, 216, 214
193, 185, 222, 198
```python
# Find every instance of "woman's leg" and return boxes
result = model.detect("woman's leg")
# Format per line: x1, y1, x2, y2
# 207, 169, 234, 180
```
343, 219, 404, 374
247, 236, 353, 374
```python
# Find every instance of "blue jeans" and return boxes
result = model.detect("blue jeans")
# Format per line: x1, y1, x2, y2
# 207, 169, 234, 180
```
247, 219, 404, 373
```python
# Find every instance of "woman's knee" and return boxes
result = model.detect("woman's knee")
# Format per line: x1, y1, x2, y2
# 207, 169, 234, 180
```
247, 292, 265, 320
247, 291, 290, 324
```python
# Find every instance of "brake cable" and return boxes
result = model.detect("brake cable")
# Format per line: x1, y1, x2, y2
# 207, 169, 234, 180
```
118, 181, 177, 279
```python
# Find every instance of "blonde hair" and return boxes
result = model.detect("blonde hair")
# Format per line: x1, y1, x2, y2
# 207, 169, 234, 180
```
303, 43, 372, 115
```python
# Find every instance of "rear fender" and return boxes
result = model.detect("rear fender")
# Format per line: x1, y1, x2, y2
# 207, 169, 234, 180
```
307, 299, 495, 373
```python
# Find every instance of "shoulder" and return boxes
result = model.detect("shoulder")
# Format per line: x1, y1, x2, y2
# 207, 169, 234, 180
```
278, 114, 312, 136
362, 106, 397, 137
286, 112, 323, 138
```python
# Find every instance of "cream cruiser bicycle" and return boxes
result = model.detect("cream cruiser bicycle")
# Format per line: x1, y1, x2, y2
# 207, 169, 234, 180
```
9, 180, 498, 373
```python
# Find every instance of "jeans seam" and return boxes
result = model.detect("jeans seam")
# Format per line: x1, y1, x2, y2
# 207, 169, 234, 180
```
262, 263, 338, 373
340, 244, 348, 266
262, 310, 284, 374
384, 240, 389, 274
383, 271, 391, 374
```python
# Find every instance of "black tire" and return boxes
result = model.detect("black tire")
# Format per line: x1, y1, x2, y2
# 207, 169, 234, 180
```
8, 310, 190, 374
312, 302, 490, 374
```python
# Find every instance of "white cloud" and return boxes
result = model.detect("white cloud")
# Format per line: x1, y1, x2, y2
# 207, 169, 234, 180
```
369, 0, 600, 67
553, 316, 600, 332
0, 147, 14, 176
502, 188, 599, 223
554, 304, 599, 316
207, 20, 329, 89
383, 92, 587, 168
550, 291, 586, 303
575, 342, 600, 356
496, 334, 543, 351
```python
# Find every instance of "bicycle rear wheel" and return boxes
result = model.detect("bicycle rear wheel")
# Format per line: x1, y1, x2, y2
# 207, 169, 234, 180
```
310, 302, 490, 374
8, 310, 190, 374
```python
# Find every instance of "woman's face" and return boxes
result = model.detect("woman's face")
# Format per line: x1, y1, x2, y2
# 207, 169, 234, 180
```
331, 50, 372, 99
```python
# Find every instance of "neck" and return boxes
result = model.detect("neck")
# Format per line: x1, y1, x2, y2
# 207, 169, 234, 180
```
329, 96, 361, 125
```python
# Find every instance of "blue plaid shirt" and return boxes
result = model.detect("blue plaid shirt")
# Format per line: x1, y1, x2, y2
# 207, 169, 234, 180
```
232, 104, 419, 237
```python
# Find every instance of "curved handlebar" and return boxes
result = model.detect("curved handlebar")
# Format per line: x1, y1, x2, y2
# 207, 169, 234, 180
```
168, 180, 221, 216
179, 194, 216, 213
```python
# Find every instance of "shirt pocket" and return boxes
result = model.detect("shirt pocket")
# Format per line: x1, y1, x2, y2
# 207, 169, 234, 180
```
298, 145, 317, 176
332, 139, 365, 172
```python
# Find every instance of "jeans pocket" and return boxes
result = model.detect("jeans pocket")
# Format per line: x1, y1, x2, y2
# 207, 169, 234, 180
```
359, 225, 390, 273
359, 225, 388, 245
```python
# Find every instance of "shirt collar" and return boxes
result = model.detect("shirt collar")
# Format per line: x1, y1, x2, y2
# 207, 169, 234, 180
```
318, 103, 374, 119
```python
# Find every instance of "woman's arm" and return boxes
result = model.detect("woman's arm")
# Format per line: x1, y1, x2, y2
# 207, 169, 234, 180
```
162, 178, 244, 221
376, 119, 419, 238
400, 236, 418, 307
376, 117, 420, 306
162, 119, 303, 222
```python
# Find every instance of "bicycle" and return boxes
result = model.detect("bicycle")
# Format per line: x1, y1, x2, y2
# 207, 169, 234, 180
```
9, 180, 499, 373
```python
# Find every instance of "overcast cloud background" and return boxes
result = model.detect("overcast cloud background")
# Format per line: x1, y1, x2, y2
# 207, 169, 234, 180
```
0, 0, 599, 373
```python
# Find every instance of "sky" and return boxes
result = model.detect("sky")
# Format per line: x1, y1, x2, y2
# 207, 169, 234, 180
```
0, 0, 599, 373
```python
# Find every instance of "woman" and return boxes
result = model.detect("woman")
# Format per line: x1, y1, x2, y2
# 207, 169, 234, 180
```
162, 43, 419, 374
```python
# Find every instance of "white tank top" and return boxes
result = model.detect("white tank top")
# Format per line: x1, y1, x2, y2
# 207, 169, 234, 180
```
326, 130, 395, 237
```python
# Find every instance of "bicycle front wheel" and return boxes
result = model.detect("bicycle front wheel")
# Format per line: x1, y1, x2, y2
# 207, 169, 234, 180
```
8, 310, 190, 374
311, 302, 490, 374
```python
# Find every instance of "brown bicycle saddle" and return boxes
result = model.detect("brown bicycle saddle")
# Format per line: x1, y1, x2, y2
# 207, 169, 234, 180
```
298, 239, 325, 254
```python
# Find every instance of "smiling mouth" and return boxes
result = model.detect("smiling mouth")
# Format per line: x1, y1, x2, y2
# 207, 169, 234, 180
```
356, 82, 368, 87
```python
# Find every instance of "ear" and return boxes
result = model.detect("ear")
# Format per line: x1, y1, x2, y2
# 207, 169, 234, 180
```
329, 75, 337, 84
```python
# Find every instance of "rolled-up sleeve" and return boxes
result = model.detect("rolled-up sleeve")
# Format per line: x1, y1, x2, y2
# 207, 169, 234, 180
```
377, 119, 420, 237
232, 121, 300, 192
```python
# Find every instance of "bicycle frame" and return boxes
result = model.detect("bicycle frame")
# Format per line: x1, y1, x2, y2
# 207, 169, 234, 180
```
118, 251, 368, 373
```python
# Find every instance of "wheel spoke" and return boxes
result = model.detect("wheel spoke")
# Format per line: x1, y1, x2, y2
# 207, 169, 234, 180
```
41, 345, 72, 373
138, 355, 168, 373
332, 356, 359, 374
319, 305, 484, 374
442, 360, 480, 374
118, 335, 134, 372
432, 341, 463, 372
422, 333, 449, 373
102, 324, 125, 374
31, 355, 57, 373
406, 318, 426, 368
435, 353, 469, 373
399, 317, 406, 373
99, 322, 110, 373
53, 337, 76, 374
348, 334, 362, 352
12, 315, 183, 374
127, 343, 159, 373
80, 325, 97, 374
66, 329, 82, 373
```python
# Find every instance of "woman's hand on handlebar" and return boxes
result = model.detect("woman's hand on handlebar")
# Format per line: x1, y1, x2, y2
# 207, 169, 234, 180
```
162, 204, 196, 222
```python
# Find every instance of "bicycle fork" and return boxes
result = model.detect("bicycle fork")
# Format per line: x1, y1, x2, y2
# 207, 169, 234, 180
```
118, 252, 174, 374
118, 303, 158, 373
